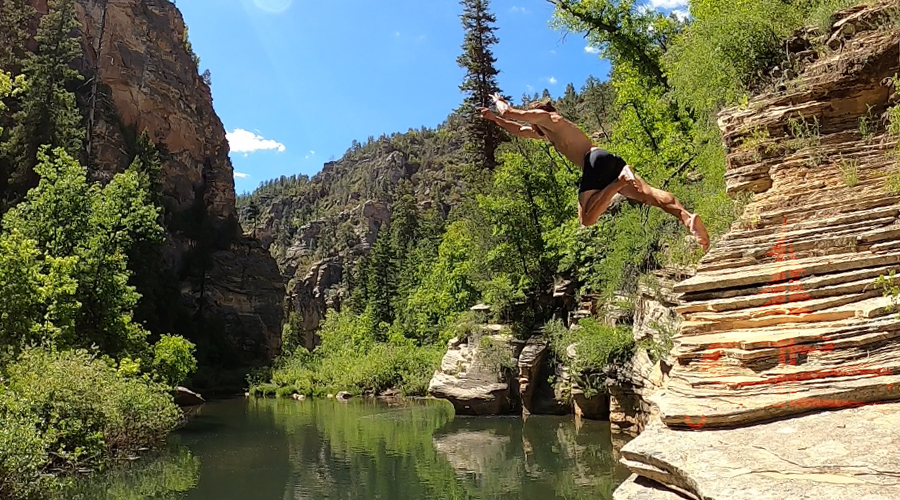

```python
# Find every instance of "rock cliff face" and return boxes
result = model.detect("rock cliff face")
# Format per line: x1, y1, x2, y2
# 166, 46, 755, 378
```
617, 4, 900, 498
33, 0, 285, 376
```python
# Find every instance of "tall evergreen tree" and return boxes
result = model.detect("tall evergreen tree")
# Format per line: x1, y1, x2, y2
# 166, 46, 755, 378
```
2, 0, 84, 208
457, 0, 506, 171
0, 0, 34, 71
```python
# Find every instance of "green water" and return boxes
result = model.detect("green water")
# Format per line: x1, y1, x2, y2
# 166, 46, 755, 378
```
64, 398, 633, 500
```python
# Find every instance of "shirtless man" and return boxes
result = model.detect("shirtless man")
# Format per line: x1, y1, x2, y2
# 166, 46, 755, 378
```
478, 94, 710, 251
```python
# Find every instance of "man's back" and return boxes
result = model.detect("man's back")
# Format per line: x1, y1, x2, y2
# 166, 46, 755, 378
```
537, 114, 595, 167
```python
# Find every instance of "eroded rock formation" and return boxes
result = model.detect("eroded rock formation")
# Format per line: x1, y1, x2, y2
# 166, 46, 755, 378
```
427, 330, 522, 415
618, 4, 900, 498
35, 0, 285, 374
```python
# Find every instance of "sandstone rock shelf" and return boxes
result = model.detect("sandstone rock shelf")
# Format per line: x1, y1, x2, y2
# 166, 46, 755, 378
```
618, 403, 900, 500
617, 3, 900, 498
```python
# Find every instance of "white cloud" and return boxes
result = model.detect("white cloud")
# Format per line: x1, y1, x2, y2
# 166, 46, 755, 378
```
671, 9, 689, 20
525, 84, 534, 92
647, 0, 687, 8
510, 6, 530, 14
584, 45, 601, 54
304, 150, 316, 160
234, 172, 250, 179
227, 129, 286, 154
394, 31, 400, 37
545, 76, 558, 85
549, 50, 557, 54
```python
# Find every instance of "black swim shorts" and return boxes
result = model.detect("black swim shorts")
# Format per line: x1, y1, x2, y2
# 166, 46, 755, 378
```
579, 148, 627, 193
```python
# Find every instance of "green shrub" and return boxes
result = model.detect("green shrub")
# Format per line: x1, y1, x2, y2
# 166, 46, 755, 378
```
666, 0, 803, 114
258, 315, 445, 398
0, 392, 53, 500
667, 0, 863, 114
475, 336, 517, 376
545, 318, 635, 398
3, 347, 180, 470
151, 335, 197, 387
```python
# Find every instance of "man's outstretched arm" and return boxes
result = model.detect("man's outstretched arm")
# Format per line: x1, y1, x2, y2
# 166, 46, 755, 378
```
478, 107, 544, 140
491, 93, 556, 126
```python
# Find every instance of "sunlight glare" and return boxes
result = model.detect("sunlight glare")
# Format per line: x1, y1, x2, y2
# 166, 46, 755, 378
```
253, 0, 292, 14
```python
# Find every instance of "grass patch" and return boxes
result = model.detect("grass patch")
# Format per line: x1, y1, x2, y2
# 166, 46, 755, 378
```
858, 104, 877, 143
837, 154, 860, 187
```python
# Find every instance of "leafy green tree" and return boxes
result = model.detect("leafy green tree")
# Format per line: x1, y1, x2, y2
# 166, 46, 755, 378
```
152, 334, 198, 387
2, 0, 84, 206
457, 0, 506, 170
2, 147, 163, 357
550, 0, 674, 88
577, 76, 617, 137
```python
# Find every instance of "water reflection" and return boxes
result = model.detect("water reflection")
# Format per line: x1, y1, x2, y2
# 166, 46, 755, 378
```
68, 398, 631, 500
59, 448, 200, 500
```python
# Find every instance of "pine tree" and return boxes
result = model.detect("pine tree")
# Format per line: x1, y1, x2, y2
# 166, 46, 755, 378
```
0, 0, 34, 71
556, 82, 581, 121
2, 0, 84, 207
457, 0, 506, 171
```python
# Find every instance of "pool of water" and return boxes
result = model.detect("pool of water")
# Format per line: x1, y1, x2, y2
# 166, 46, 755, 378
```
65, 398, 633, 499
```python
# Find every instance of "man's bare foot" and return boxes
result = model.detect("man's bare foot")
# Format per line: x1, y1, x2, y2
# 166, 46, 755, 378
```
688, 213, 710, 252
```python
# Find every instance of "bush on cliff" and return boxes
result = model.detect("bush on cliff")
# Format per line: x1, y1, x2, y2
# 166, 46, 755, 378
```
546, 318, 634, 398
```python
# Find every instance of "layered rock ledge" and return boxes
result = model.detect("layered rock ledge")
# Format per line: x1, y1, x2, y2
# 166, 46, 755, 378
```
617, 4, 900, 498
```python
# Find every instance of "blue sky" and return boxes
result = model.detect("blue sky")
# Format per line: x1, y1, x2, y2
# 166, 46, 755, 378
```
176, 0, 687, 194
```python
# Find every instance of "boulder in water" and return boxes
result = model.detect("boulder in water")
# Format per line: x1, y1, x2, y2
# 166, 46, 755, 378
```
173, 386, 205, 407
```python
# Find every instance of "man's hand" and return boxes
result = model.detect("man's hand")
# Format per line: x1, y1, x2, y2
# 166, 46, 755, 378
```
490, 93, 510, 116
477, 107, 495, 121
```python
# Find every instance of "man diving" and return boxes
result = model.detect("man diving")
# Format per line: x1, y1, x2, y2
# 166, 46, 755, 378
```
478, 94, 710, 252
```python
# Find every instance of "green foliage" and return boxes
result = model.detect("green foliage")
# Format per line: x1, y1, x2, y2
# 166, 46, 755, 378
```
151, 335, 197, 387
2, 0, 84, 202
1, 147, 162, 358
666, 0, 802, 114
875, 271, 899, 312
457, 0, 506, 170
545, 318, 634, 398
858, 104, 877, 143
475, 335, 516, 376
666, 0, 864, 115
280, 311, 306, 354
0, 391, 53, 500
1, 347, 180, 475
0, 0, 35, 70
182, 26, 200, 68
838, 155, 859, 187
805, 0, 861, 32
550, 0, 675, 89
262, 309, 445, 397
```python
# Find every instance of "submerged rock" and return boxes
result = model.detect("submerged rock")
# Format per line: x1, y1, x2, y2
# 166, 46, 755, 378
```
173, 386, 205, 407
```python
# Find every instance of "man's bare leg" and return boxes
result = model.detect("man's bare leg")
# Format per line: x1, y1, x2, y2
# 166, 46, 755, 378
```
617, 167, 710, 251
578, 167, 636, 226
